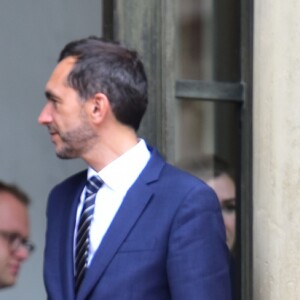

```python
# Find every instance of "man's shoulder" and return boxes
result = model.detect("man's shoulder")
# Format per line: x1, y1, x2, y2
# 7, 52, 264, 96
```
147, 146, 206, 185
51, 170, 87, 193
145, 149, 207, 194
163, 162, 209, 189
46, 170, 87, 214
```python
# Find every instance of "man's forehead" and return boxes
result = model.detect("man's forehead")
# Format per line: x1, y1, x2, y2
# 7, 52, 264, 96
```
0, 191, 16, 202
46, 56, 77, 87
0, 193, 28, 230
0, 192, 26, 212
56, 56, 77, 72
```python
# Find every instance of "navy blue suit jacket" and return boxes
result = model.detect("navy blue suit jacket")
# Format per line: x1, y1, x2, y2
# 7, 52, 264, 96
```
44, 148, 232, 299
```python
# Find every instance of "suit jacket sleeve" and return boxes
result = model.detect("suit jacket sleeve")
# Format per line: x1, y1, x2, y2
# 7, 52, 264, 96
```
166, 183, 232, 300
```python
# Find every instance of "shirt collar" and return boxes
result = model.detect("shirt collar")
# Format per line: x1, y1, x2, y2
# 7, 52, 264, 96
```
87, 139, 150, 191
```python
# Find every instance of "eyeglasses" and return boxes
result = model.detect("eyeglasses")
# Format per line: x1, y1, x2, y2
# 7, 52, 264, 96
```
0, 230, 35, 254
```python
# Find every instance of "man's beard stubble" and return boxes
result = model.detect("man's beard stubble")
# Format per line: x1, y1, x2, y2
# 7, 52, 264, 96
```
49, 122, 97, 160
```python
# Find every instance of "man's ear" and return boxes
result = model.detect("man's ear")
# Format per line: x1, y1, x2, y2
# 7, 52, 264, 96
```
89, 93, 110, 124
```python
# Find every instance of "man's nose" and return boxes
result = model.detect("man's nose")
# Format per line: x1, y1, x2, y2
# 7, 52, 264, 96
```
38, 104, 52, 125
14, 245, 30, 261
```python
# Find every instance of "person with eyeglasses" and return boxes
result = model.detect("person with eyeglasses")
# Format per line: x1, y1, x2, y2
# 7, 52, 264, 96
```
0, 181, 34, 289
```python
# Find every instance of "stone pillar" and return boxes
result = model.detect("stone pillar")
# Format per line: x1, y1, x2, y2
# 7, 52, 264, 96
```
253, 1, 300, 299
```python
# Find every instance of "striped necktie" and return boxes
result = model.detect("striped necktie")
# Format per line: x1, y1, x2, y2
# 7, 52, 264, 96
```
75, 175, 103, 292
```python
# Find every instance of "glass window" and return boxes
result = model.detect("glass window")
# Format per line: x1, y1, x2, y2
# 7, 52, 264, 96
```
174, 0, 242, 298
103, 0, 252, 298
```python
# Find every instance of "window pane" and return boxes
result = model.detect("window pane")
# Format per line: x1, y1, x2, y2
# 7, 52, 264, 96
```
175, 1, 241, 298
177, 0, 213, 80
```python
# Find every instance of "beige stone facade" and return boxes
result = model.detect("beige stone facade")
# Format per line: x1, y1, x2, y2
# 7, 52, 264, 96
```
253, 1, 300, 298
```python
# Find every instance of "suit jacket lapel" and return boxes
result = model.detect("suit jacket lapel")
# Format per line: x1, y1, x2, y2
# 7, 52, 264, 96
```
77, 181, 152, 300
60, 172, 87, 300
77, 148, 165, 300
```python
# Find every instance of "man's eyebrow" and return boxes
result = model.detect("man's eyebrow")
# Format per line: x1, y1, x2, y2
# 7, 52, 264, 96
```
45, 90, 59, 101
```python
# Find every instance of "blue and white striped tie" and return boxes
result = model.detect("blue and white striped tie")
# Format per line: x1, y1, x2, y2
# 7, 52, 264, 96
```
75, 175, 103, 292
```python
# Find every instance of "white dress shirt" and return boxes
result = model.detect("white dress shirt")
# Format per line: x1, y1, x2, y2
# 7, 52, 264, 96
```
74, 139, 151, 267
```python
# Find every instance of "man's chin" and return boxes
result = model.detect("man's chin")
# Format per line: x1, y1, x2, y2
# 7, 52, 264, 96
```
56, 152, 75, 160
0, 277, 17, 289
55, 148, 79, 160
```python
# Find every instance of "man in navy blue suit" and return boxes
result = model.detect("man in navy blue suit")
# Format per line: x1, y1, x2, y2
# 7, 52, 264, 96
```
38, 36, 232, 300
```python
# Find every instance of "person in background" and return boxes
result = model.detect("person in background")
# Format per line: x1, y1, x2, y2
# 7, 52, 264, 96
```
38, 36, 231, 300
178, 155, 237, 253
0, 181, 34, 289
178, 154, 237, 299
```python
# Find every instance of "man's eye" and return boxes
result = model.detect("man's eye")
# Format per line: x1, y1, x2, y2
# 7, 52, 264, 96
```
7, 233, 19, 243
50, 98, 58, 105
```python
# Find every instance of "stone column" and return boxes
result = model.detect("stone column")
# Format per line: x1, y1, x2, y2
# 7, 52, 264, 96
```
253, 1, 300, 299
